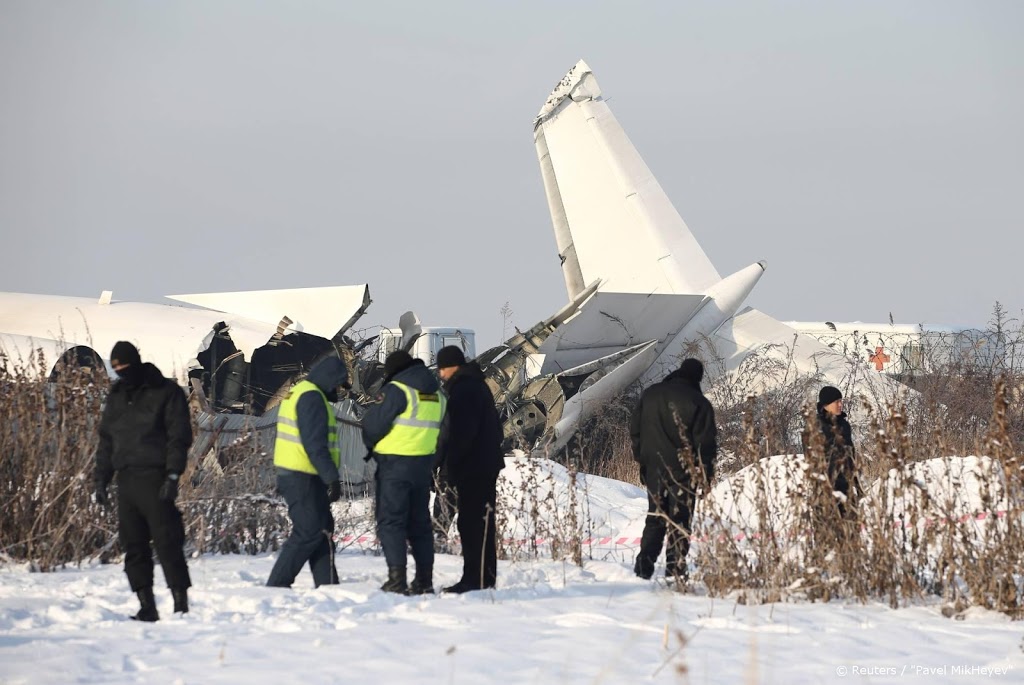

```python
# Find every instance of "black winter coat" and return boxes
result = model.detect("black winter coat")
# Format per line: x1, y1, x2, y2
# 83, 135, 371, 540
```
816, 409, 856, 498
629, 370, 717, 491
95, 362, 192, 485
438, 362, 505, 488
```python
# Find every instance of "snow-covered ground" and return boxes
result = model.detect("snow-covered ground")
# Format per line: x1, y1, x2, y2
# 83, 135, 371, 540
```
1, 456, 1021, 684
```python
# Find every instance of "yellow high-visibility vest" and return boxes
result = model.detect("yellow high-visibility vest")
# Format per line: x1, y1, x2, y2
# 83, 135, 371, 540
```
273, 379, 340, 474
374, 381, 446, 456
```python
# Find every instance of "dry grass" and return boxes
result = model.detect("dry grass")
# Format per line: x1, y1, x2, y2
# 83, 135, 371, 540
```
3, 311, 1023, 618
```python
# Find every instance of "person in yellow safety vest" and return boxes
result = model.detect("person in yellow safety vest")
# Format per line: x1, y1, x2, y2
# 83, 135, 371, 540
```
361, 350, 446, 595
266, 356, 350, 589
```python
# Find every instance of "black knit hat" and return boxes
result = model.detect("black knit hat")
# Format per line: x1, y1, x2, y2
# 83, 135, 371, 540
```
436, 345, 466, 369
110, 341, 141, 367
383, 350, 414, 380
818, 385, 843, 408
677, 358, 704, 385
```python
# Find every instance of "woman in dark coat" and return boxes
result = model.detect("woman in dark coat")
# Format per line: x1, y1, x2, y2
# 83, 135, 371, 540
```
810, 385, 859, 518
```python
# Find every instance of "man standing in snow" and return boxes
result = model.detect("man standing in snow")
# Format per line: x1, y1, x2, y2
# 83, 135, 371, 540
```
266, 355, 349, 589
434, 345, 505, 594
94, 341, 193, 622
629, 358, 717, 584
361, 350, 446, 595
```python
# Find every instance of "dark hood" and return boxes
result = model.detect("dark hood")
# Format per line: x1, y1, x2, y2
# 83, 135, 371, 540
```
305, 356, 348, 394
391, 359, 439, 393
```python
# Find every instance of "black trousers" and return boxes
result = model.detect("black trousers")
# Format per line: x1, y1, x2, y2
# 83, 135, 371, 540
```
636, 482, 696, 578
117, 469, 191, 591
374, 454, 434, 571
266, 471, 337, 588
455, 474, 498, 589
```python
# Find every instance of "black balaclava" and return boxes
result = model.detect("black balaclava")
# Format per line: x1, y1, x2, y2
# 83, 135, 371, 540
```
110, 340, 144, 386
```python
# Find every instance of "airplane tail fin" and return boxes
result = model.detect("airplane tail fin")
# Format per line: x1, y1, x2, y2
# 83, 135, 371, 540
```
533, 60, 721, 299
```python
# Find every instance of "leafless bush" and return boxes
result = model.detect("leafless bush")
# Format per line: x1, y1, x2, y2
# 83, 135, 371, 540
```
0, 353, 363, 568
559, 305, 1024, 617
5, 306, 1023, 618
0, 351, 113, 570
496, 454, 591, 565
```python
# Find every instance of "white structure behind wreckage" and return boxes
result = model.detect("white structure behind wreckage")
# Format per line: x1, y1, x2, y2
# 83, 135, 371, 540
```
485, 60, 909, 454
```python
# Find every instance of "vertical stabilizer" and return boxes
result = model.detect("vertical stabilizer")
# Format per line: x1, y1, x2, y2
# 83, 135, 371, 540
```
534, 60, 721, 297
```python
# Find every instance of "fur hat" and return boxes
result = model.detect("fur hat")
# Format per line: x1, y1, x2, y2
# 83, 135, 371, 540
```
110, 341, 141, 367
436, 345, 466, 369
677, 358, 705, 385
817, 385, 843, 409
383, 350, 414, 380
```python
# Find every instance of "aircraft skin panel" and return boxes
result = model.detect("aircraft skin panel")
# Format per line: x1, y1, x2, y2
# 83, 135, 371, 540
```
546, 339, 661, 454
535, 127, 586, 300
534, 60, 721, 297
166, 285, 370, 341
0, 291, 304, 382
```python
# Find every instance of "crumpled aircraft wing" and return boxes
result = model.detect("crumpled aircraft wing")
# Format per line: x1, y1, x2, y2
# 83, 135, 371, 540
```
534, 59, 721, 299
166, 285, 371, 341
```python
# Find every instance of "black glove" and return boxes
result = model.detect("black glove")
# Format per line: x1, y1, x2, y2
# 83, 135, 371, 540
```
159, 474, 180, 502
327, 480, 342, 503
94, 482, 111, 508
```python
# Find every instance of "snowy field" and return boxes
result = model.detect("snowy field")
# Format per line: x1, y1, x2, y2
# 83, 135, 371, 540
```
1, 456, 1022, 684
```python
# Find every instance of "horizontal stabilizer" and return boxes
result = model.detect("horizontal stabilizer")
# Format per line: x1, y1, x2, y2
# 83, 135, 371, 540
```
538, 291, 707, 373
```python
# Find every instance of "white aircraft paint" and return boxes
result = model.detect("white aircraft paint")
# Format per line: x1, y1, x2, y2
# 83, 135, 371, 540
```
0, 286, 370, 383
531, 60, 909, 452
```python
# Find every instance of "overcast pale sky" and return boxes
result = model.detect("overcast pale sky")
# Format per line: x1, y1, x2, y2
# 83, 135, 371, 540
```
1, 1, 1021, 349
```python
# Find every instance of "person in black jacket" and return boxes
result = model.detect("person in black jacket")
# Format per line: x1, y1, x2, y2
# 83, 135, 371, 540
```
94, 341, 193, 622
434, 345, 505, 593
266, 356, 349, 589
629, 358, 717, 583
805, 385, 859, 519
362, 351, 445, 595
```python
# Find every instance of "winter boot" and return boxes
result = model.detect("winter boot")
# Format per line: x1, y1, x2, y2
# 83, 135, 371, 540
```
171, 587, 189, 614
408, 566, 434, 595
380, 566, 408, 594
131, 587, 160, 622
441, 579, 480, 594
633, 554, 655, 580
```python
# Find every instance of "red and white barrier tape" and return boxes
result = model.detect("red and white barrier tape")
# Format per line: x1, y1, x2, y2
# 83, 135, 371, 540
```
334, 508, 1015, 548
